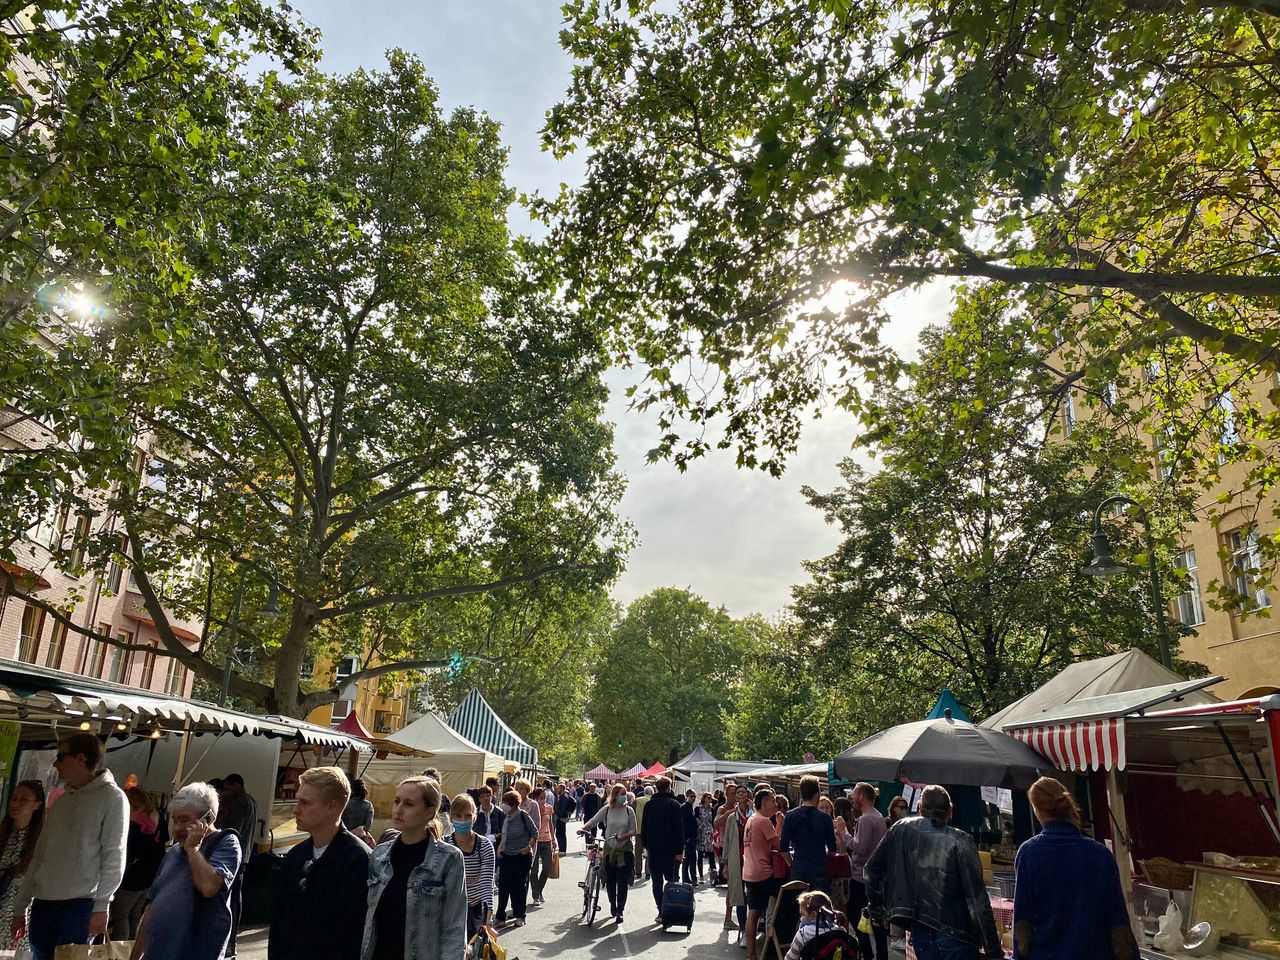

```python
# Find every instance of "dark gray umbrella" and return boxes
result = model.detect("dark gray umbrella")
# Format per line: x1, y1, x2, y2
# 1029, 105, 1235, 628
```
832, 709, 1052, 790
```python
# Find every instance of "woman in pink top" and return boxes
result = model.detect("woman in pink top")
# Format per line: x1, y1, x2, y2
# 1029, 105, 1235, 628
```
742, 789, 780, 960
529, 786, 556, 904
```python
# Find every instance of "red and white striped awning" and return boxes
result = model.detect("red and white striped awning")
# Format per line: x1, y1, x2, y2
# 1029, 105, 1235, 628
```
1009, 718, 1126, 772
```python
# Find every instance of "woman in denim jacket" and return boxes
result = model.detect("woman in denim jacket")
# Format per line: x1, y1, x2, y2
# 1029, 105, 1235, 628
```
361, 776, 467, 960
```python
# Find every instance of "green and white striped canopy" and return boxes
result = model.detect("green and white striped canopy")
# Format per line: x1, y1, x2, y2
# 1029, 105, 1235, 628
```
448, 688, 539, 768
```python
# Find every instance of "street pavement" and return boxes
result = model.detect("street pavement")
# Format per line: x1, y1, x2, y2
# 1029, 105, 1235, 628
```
239, 828, 749, 960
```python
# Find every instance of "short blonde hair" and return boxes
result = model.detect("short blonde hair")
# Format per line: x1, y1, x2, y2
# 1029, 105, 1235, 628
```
513, 778, 532, 794
451, 793, 475, 818
299, 766, 351, 807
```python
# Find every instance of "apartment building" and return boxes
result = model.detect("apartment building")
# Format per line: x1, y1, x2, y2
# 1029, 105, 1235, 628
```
0, 403, 202, 695
1060, 371, 1280, 700
305, 653, 408, 738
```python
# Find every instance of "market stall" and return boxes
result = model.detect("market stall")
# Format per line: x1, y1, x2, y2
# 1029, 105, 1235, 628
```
1001, 686, 1280, 957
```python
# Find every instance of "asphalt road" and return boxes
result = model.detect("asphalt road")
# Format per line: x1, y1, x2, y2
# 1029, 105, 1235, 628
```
239, 829, 749, 960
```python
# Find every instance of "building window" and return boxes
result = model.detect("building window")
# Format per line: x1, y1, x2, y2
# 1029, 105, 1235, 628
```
1216, 393, 1239, 463
140, 642, 158, 688
374, 709, 392, 734
1175, 548, 1205, 627
17, 603, 44, 663
330, 656, 357, 728
145, 458, 168, 494
32, 503, 69, 552
105, 535, 127, 594
67, 513, 91, 570
1102, 381, 1118, 408
1063, 392, 1077, 436
87, 623, 111, 677
164, 657, 186, 696
106, 630, 132, 683
45, 621, 67, 669
1228, 525, 1271, 611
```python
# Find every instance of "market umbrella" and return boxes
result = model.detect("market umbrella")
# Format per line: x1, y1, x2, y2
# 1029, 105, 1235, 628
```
642, 761, 666, 777
832, 709, 1052, 790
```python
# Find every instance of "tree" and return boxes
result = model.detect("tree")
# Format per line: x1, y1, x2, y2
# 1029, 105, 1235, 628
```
423, 585, 620, 776
541, 0, 1280, 476
0, 0, 314, 556
587, 587, 755, 765
792, 287, 1200, 718
723, 617, 862, 763
10, 54, 627, 717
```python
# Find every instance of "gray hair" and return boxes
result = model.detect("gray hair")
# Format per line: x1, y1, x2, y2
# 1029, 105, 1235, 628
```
171, 782, 220, 823
644, 786, 655, 796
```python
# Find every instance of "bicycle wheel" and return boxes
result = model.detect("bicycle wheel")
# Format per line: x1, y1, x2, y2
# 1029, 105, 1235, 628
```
587, 866, 603, 927
581, 864, 595, 921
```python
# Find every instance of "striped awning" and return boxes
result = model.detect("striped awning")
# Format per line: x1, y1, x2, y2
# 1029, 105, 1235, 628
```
1009, 718, 1127, 772
448, 688, 538, 768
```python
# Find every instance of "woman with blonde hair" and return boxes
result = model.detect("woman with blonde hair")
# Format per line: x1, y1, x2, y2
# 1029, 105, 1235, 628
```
362, 776, 467, 960
1012, 777, 1137, 960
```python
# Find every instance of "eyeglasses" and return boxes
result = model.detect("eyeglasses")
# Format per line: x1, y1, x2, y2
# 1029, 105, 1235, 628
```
298, 857, 315, 891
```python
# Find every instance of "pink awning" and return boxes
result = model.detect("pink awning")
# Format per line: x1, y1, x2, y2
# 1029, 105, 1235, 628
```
642, 761, 666, 777
1009, 718, 1126, 772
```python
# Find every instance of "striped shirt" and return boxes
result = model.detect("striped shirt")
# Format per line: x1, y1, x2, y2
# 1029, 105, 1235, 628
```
450, 833, 495, 909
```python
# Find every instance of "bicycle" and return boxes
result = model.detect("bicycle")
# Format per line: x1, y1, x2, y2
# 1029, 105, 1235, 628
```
579, 838, 604, 926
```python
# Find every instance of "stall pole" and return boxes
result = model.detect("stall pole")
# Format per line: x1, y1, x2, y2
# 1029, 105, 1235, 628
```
171, 717, 193, 792
346, 746, 358, 779
1105, 768, 1141, 943
1266, 708, 1280, 823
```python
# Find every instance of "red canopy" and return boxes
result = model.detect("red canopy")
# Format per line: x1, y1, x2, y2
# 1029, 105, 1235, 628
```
334, 712, 374, 739
642, 761, 666, 777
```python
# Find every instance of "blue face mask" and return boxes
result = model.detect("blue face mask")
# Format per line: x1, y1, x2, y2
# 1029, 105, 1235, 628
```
452, 821, 473, 835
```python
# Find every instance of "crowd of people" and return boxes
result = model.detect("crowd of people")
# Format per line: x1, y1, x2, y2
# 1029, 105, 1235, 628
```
0, 737, 1142, 960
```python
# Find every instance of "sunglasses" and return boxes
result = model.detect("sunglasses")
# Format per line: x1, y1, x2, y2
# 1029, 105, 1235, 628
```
298, 857, 316, 891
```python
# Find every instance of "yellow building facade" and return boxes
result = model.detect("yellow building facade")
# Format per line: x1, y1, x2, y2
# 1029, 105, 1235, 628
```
304, 653, 409, 738
1060, 372, 1280, 700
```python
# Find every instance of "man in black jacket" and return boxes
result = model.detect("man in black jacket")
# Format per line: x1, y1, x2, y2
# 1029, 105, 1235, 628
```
553, 783, 576, 855
640, 777, 686, 917
580, 783, 603, 838
269, 767, 371, 960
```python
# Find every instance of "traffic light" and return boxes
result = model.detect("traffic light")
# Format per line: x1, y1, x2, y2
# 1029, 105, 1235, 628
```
446, 652, 464, 678
616, 741, 623, 750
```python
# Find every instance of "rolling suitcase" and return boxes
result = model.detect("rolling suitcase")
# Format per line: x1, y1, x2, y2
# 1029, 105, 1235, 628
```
660, 879, 695, 931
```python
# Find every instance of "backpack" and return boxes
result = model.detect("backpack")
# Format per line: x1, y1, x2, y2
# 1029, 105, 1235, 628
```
800, 912, 859, 960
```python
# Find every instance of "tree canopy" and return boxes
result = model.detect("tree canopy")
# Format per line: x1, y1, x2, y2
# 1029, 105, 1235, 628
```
0, 0, 315, 557
10, 52, 628, 717
587, 587, 755, 765
792, 287, 1199, 718
542, 0, 1280, 475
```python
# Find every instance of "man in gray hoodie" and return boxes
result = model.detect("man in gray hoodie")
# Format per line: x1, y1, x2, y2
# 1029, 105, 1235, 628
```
12, 732, 129, 960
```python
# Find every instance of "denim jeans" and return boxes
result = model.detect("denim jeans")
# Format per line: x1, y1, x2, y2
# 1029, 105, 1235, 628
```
911, 923, 981, 960
29, 898, 94, 960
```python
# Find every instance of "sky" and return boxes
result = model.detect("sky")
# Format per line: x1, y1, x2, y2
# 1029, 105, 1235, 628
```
292, 1, 950, 618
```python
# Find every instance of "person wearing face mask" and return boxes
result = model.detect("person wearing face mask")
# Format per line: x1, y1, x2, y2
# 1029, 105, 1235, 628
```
579, 784, 637, 923
493, 789, 537, 928
445, 794, 494, 940
363, 776, 466, 960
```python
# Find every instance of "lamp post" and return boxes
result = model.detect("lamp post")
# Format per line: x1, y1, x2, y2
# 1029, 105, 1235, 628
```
1082, 494, 1174, 670
217, 575, 282, 705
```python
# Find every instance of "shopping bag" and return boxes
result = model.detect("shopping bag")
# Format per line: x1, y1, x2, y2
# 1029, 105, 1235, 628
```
468, 925, 507, 960
549, 848, 561, 880
826, 852, 852, 880
54, 942, 132, 960
771, 850, 791, 880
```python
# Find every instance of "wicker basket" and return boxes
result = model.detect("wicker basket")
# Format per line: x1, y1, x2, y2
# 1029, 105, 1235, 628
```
1141, 857, 1194, 890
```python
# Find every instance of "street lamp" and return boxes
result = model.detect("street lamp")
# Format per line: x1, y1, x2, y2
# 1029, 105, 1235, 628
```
218, 576, 283, 705
1082, 494, 1174, 669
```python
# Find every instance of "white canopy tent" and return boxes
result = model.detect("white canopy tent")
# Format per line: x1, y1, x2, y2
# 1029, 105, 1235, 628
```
357, 712, 505, 812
